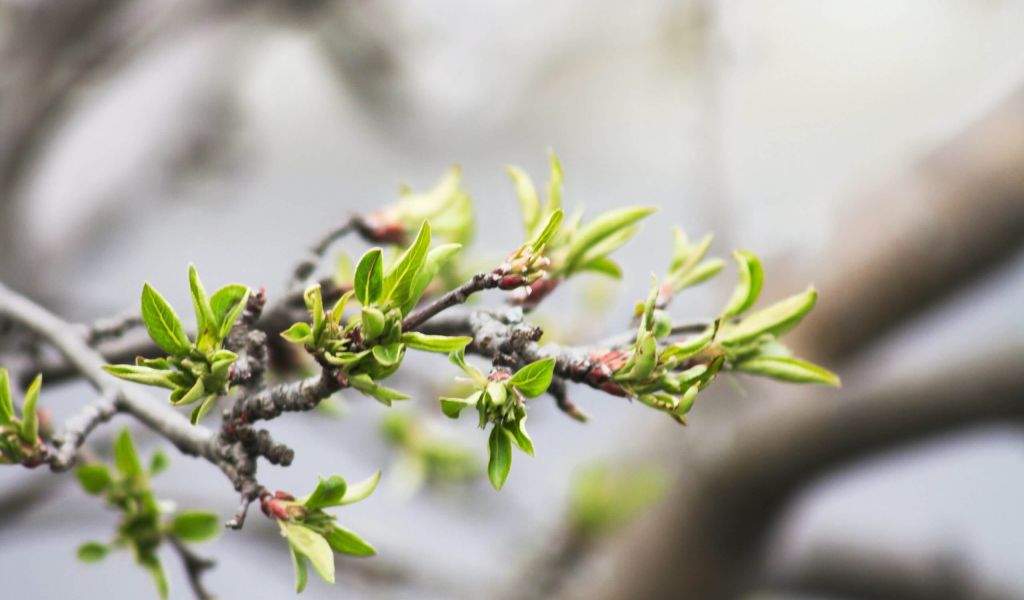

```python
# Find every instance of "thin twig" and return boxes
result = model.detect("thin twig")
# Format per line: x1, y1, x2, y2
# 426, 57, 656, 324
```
168, 535, 217, 600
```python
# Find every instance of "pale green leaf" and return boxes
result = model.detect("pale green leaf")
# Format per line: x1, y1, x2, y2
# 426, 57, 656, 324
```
383, 221, 431, 314
721, 251, 764, 319
140, 283, 191, 355
735, 355, 840, 386
354, 248, 384, 306
19, 374, 40, 444
507, 357, 556, 398
324, 525, 376, 557
563, 206, 655, 273
170, 511, 220, 542
401, 332, 471, 353
304, 475, 347, 509
340, 470, 381, 505
282, 523, 335, 585
720, 287, 817, 347
102, 365, 177, 390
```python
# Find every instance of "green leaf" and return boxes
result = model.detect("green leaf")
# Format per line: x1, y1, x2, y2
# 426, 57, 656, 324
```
510, 411, 535, 456
304, 475, 347, 510
75, 463, 113, 495
281, 322, 312, 345
575, 256, 622, 279
401, 332, 471, 353
354, 247, 384, 306
360, 306, 386, 341
507, 166, 541, 235
77, 542, 109, 563
570, 225, 641, 275
449, 349, 487, 386
721, 251, 764, 319
440, 393, 479, 419
340, 470, 381, 505
290, 546, 309, 593
507, 357, 556, 398
487, 425, 513, 491
304, 285, 326, 343
190, 394, 218, 425
348, 374, 410, 406
170, 511, 220, 542
404, 243, 463, 315
528, 208, 563, 251
173, 377, 205, 407
486, 381, 508, 406
330, 290, 355, 326
735, 356, 840, 386
324, 525, 376, 557
545, 149, 564, 214
142, 555, 169, 600
371, 343, 404, 367
563, 206, 655, 273
0, 368, 12, 426
674, 384, 699, 419
210, 284, 250, 340
383, 221, 432, 314
661, 321, 719, 363
720, 287, 818, 347
19, 374, 40, 444
140, 283, 191, 355
113, 428, 143, 478
148, 450, 170, 476
282, 522, 335, 585
101, 365, 177, 389
188, 264, 216, 346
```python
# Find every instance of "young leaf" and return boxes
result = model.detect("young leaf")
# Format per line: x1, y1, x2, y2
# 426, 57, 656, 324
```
404, 243, 463, 315
304, 285, 326, 343
487, 425, 513, 491
507, 166, 541, 236
449, 349, 487, 386
440, 394, 479, 419
190, 394, 218, 425
361, 306, 386, 341
340, 470, 381, 505
143, 556, 169, 600
113, 429, 143, 478
102, 365, 177, 389
304, 475, 347, 510
170, 511, 220, 542
371, 343, 404, 367
720, 287, 818, 347
507, 357, 556, 398
721, 251, 764, 319
148, 450, 170, 476
210, 284, 250, 340
330, 289, 355, 326
563, 206, 655, 273
19, 374, 41, 444
575, 256, 623, 279
383, 221, 431, 313
281, 322, 313, 345
661, 321, 719, 363
77, 542, 109, 563
282, 522, 335, 585
354, 248, 384, 306
528, 208, 564, 251
545, 149, 564, 214
510, 411, 535, 456
0, 368, 12, 426
75, 463, 113, 495
735, 356, 840, 386
400, 332, 472, 353
348, 373, 410, 406
140, 283, 191, 355
173, 377, 205, 407
323, 526, 376, 557
188, 264, 216, 345
290, 546, 309, 593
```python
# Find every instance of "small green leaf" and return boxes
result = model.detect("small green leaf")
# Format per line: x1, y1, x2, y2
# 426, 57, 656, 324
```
324, 525, 376, 556
330, 290, 355, 326
360, 306, 387, 341
304, 475, 347, 510
189, 264, 216, 346
545, 149, 564, 214
304, 285, 326, 343
281, 322, 313, 345
575, 256, 622, 279
720, 287, 818, 347
673, 258, 724, 291
210, 284, 250, 340
507, 166, 541, 236
440, 393, 479, 419
348, 374, 409, 406
661, 321, 719, 363
528, 208, 564, 251
282, 522, 335, 585
487, 425, 513, 491
721, 251, 764, 319
0, 368, 12, 426
486, 381, 508, 406
19, 374, 41, 444
290, 546, 309, 593
77, 542, 109, 563
735, 356, 840, 386
102, 365, 177, 389
140, 283, 191, 356
173, 377, 205, 407
142, 555, 169, 600
404, 243, 463, 315
190, 394, 218, 425
674, 384, 699, 419
340, 470, 381, 505
507, 357, 556, 398
75, 463, 112, 495
401, 332, 472, 353
371, 343, 404, 367
449, 349, 487, 386
510, 411, 535, 456
383, 221, 431, 314
170, 511, 220, 542
563, 206, 655, 273
148, 450, 170, 476
354, 247, 384, 306
113, 428, 143, 478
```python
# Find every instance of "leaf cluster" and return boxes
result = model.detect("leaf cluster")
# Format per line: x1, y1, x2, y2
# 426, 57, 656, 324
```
103, 265, 250, 424
0, 369, 42, 464
75, 429, 220, 599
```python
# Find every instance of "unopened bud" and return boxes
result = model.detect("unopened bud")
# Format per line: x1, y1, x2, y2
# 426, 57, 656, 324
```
498, 275, 526, 290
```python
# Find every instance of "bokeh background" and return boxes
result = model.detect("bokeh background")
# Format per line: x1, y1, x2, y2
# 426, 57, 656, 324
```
1, 1, 1023, 598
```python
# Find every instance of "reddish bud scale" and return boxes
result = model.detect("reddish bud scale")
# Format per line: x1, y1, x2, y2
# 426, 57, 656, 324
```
489, 370, 511, 382
498, 275, 526, 290
261, 496, 291, 520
